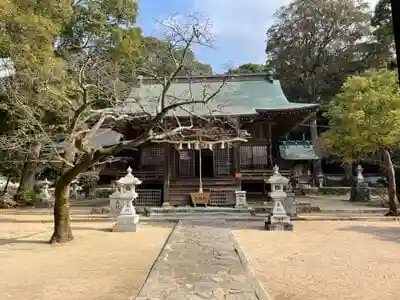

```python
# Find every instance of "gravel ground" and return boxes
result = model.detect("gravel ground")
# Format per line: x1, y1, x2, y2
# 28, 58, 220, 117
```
0, 214, 172, 300
233, 221, 400, 300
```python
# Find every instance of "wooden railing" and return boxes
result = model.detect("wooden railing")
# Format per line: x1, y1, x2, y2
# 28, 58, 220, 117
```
239, 169, 292, 180
101, 168, 164, 179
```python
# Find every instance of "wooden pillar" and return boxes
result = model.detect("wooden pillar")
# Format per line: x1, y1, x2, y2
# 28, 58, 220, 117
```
310, 111, 322, 183
162, 143, 171, 206
267, 122, 273, 168
233, 116, 242, 189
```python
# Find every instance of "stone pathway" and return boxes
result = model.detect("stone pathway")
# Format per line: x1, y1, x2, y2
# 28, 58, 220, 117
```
135, 221, 260, 300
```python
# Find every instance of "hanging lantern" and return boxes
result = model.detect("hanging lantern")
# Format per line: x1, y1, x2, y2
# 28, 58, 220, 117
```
220, 142, 225, 149
194, 141, 200, 150
208, 143, 213, 151
178, 143, 183, 150
187, 143, 191, 149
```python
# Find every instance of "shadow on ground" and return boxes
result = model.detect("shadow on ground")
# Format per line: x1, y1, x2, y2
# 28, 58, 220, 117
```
0, 232, 49, 246
338, 225, 400, 244
339, 200, 386, 208
71, 226, 112, 232
0, 239, 49, 246
0, 217, 113, 224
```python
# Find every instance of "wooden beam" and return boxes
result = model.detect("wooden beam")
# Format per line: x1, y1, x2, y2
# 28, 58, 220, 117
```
267, 123, 273, 167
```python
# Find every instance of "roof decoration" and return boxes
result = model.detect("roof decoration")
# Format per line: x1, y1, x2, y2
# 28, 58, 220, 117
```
279, 140, 319, 160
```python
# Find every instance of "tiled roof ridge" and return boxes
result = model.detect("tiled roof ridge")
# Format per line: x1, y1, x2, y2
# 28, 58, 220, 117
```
138, 73, 276, 85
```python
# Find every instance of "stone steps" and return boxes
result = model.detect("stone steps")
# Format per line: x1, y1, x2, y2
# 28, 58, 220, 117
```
148, 207, 253, 214
168, 178, 238, 206
146, 207, 255, 220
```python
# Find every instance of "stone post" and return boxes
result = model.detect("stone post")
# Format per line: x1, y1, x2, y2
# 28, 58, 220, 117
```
235, 190, 247, 208
317, 173, 324, 188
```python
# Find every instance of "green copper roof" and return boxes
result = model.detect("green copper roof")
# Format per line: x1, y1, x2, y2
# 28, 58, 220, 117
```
123, 74, 318, 116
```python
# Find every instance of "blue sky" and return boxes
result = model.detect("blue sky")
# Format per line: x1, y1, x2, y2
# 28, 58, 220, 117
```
138, 0, 379, 74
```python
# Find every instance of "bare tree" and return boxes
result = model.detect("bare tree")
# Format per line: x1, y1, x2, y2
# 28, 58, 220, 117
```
5, 14, 247, 243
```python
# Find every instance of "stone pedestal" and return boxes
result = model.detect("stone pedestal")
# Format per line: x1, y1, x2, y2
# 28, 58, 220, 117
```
113, 200, 140, 232
235, 190, 247, 208
109, 196, 125, 217
265, 200, 293, 231
351, 181, 370, 202
113, 214, 140, 232
350, 165, 371, 202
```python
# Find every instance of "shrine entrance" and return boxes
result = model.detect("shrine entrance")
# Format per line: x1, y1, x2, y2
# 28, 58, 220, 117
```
176, 148, 232, 178
195, 149, 214, 178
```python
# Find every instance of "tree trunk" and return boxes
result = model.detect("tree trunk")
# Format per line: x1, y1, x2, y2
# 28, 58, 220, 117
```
49, 133, 148, 243
50, 153, 92, 244
50, 179, 74, 243
310, 112, 322, 185
14, 141, 42, 203
343, 162, 353, 186
380, 148, 398, 216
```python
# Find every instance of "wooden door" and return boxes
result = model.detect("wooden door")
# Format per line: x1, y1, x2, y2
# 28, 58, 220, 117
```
178, 150, 195, 178
214, 148, 231, 176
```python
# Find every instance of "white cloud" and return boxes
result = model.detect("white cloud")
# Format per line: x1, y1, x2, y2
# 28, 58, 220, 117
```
192, 0, 381, 70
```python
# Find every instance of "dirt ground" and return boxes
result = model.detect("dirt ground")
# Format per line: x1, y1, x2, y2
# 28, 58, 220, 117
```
233, 221, 400, 300
0, 214, 172, 300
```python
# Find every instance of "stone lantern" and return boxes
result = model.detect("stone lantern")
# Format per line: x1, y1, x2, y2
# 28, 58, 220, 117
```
350, 164, 370, 202
70, 179, 82, 199
109, 167, 141, 217
110, 167, 142, 232
266, 165, 289, 201
264, 165, 293, 231
37, 178, 54, 207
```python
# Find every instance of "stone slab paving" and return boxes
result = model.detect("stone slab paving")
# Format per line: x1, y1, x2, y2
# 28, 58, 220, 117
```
135, 220, 260, 300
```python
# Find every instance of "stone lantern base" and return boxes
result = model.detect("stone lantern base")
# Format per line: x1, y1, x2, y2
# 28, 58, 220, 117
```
265, 215, 293, 231
113, 214, 140, 232
265, 200, 293, 231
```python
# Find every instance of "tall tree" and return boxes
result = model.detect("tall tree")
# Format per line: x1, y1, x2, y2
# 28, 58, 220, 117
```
6, 11, 241, 243
266, 0, 377, 104
371, 0, 395, 61
1, 0, 73, 203
323, 70, 400, 216
140, 36, 212, 77
1, 0, 145, 204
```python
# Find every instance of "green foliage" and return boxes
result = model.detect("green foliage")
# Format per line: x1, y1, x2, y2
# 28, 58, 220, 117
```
1, 0, 72, 79
323, 70, 400, 161
139, 36, 212, 77
266, 0, 380, 103
371, 0, 394, 57
17, 187, 37, 206
58, 0, 142, 64
0, 150, 24, 182
227, 63, 266, 74
78, 171, 99, 198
